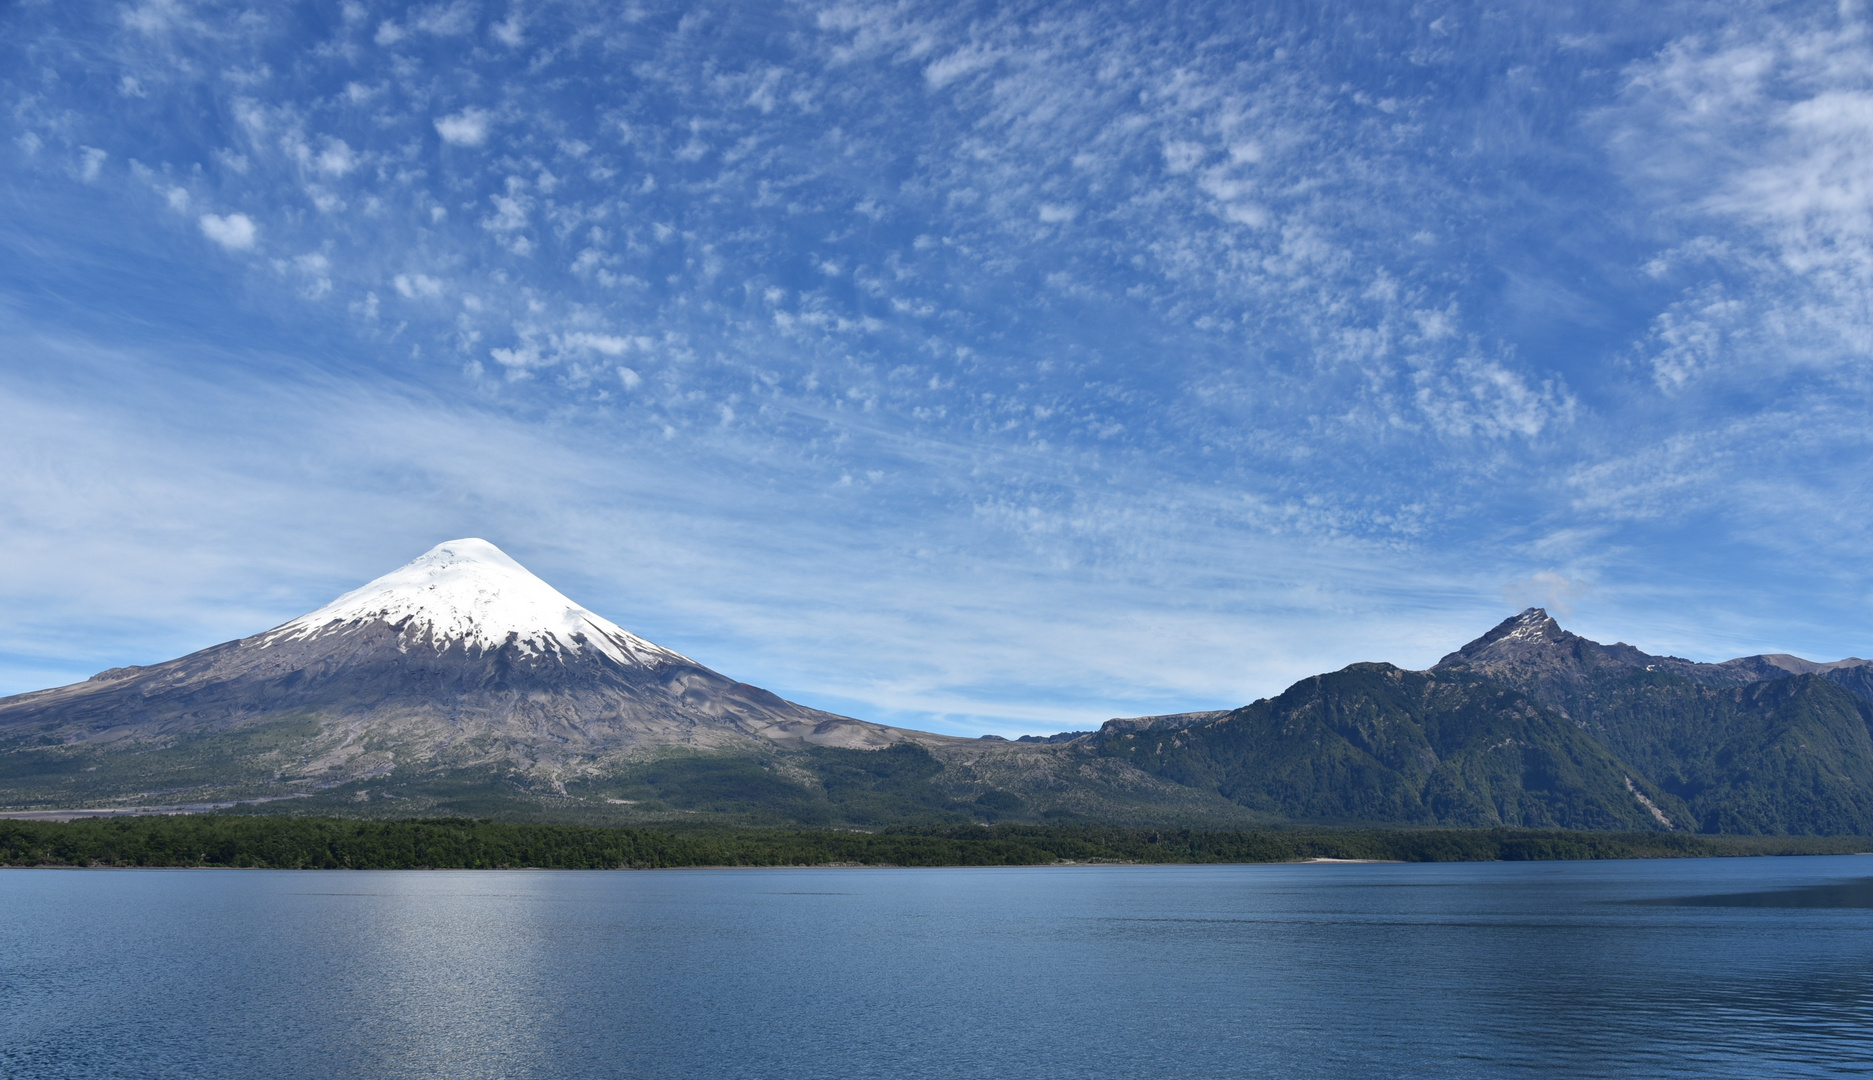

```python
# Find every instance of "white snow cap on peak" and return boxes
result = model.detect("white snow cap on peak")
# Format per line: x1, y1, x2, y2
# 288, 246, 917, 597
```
263, 538, 690, 667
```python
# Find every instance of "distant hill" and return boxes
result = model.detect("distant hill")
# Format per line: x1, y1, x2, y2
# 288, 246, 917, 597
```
1082, 608, 1873, 834
1094, 663, 1686, 830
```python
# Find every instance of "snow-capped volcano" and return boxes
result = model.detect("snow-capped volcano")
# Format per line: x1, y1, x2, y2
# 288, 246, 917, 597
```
0, 539, 944, 811
264, 538, 689, 668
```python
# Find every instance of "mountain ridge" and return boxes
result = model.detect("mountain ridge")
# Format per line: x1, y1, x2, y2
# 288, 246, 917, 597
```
4, 552, 1871, 834
1433, 607, 1873, 705
0, 540, 1242, 826
1094, 662, 1688, 831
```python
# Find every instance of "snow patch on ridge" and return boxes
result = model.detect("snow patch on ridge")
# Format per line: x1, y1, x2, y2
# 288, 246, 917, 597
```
1496, 607, 1557, 645
262, 538, 690, 667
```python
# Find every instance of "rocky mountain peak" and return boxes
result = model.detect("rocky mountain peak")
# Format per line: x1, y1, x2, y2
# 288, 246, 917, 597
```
1430, 607, 1728, 702
1435, 607, 1573, 670
1430, 605, 1873, 707
1504, 606, 1561, 635
1435, 607, 1871, 696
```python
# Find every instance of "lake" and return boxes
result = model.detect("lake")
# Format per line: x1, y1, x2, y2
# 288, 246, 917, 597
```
3, 856, 1871, 1078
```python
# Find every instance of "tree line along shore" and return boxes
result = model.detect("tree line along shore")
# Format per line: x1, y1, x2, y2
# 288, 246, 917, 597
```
1, 817, 1867, 869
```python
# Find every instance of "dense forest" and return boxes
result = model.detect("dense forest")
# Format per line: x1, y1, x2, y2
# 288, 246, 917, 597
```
1, 816, 1864, 869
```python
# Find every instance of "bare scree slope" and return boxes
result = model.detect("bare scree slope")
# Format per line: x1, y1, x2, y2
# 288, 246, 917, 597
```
2, 543, 1870, 832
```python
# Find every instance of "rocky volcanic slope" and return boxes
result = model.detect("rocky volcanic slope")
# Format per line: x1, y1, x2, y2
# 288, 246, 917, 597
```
0, 540, 1243, 825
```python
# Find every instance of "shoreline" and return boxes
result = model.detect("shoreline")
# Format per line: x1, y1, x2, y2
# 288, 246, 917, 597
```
4, 850, 1869, 871
3, 816, 1870, 870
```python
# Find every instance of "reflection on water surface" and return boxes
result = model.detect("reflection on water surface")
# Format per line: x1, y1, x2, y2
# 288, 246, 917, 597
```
1637, 875, 1873, 908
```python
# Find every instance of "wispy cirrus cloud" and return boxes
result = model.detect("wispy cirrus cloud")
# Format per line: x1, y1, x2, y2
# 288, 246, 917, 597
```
1610, 5, 1873, 388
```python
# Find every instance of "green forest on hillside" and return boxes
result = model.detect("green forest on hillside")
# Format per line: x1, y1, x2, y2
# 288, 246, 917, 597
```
1, 816, 1864, 869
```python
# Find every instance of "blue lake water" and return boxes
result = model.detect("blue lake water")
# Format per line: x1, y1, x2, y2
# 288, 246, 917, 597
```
3, 856, 1872, 1078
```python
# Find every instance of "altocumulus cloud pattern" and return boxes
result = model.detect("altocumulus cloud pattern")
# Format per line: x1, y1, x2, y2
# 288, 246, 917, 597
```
2, 0, 1870, 735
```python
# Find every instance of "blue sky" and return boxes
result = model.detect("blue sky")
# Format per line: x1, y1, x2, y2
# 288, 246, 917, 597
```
2, 0, 1870, 735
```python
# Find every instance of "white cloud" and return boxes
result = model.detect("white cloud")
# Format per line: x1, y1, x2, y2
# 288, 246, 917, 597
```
393, 273, 444, 298
561, 332, 631, 355
1162, 140, 1205, 174
1638, 283, 1748, 390
409, 1, 477, 36
923, 44, 999, 89
296, 260, 334, 299
314, 138, 358, 176
744, 66, 785, 113
435, 108, 491, 147
1413, 353, 1576, 440
489, 343, 543, 374
198, 212, 257, 251
492, 11, 524, 47
230, 98, 269, 138
77, 146, 107, 182
373, 5, 480, 47
482, 190, 529, 232
121, 0, 187, 34
305, 185, 343, 213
